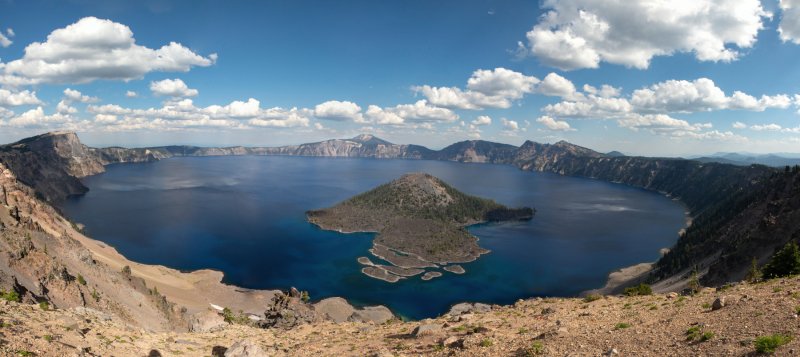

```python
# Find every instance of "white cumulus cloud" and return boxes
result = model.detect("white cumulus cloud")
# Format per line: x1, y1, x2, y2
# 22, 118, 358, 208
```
537, 115, 574, 131
538, 72, 578, 99
150, 78, 198, 97
751, 123, 784, 131
314, 100, 365, 122
617, 114, 711, 134
6, 106, 72, 128
86, 97, 312, 131
414, 68, 539, 109
365, 100, 458, 125
56, 100, 77, 114
519, 0, 769, 70
0, 89, 42, 106
779, 0, 800, 44
631, 78, 728, 113
1, 17, 216, 85
0, 27, 12, 48
501, 118, 520, 131
63, 88, 99, 103
471, 115, 492, 126
544, 77, 794, 123
365, 105, 405, 125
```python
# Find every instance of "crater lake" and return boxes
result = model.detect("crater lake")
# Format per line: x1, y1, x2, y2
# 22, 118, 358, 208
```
60, 156, 687, 319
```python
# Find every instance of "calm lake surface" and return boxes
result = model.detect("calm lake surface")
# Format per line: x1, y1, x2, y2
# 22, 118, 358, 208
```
61, 156, 686, 319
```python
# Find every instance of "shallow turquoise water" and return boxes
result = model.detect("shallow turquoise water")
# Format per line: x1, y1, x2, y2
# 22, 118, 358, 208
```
61, 156, 686, 319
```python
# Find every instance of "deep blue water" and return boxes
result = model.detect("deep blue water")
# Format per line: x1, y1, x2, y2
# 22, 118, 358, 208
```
60, 156, 686, 319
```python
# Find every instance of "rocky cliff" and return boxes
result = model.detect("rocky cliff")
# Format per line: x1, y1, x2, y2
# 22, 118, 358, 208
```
0, 132, 103, 202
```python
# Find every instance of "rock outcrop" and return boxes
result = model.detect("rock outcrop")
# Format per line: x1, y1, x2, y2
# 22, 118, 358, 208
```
313, 297, 394, 324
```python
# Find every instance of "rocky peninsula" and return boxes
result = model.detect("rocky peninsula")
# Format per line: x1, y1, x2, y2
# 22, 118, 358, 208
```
307, 173, 534, 282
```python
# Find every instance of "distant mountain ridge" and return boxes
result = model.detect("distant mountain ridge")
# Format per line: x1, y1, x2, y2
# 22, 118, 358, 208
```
692, 152, 800, 167
0, 131, 796, 292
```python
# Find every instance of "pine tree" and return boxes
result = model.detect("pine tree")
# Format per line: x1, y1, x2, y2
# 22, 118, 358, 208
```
687, 267, 701, 294
745, 257, 762, 283
762, 241, 800, 279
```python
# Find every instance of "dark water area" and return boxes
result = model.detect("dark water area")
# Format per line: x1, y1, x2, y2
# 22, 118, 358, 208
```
60, 156, 686, 319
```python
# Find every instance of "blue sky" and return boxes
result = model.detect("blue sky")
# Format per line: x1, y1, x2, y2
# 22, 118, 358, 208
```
1, 0, 800, 156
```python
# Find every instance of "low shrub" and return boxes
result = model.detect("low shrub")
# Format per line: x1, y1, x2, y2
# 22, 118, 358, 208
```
754, 334, 793, 354
624, 283, 653, 297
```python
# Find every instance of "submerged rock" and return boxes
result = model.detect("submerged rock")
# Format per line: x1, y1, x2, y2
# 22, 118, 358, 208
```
444, 265, 465, 274
421, 271, 443, 281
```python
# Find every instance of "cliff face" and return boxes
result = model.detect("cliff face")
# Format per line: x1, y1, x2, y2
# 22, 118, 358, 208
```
0, 132, 106, 202
0, 161, 187, 331
426, 140, 520, 163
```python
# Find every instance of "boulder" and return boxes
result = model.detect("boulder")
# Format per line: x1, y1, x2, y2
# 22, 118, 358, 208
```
314, 297, 355, 323
189, 310, 226, 333
289, 287, 301, 298
448, 303, 473, 316
473, 303, 491, 313
211, 346, 228, 357
412, 323, 441, 337
225, 339, 265, 357
447, 302, 491, 316
351, 305, 394, 324
712, 296, 726, 311
442, 336, 464, 348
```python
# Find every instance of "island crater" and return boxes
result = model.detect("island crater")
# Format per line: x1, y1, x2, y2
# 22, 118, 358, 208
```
306, 172, 534, 282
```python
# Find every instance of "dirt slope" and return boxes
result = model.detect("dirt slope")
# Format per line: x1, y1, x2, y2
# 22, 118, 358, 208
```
2, 277, 800, 356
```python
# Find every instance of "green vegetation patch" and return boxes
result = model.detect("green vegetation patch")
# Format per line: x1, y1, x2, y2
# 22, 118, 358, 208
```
754, 334, 793, 354
624, 283, 653, 296
583, 294, 602, 303
0, 290, 20, 302
762, 241, 800, 279
614, 322, 631, 330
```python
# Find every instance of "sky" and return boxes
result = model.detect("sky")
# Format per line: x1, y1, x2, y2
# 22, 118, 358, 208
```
1, 0, 800, 156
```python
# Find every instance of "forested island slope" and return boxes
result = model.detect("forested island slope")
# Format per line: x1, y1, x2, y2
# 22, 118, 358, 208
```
307, 173, 534, 282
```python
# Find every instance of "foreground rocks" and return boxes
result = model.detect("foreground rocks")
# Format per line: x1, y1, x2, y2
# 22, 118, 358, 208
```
4, 277, 800, 356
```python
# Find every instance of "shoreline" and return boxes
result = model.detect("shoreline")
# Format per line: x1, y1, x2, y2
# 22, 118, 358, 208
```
66, 222, 279, 317
64, 153, 693, 322
589, 211, 694, 296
